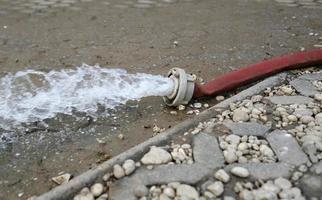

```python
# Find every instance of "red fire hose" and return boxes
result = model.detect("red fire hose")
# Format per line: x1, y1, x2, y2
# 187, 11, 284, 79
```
193, 49, 322, 98
163, 49, 322, 106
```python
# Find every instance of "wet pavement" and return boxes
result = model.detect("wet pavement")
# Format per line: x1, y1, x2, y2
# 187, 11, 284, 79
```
0, 0, 322, 199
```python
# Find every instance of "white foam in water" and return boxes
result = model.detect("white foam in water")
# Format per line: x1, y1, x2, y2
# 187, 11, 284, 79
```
0, 64, 174, 129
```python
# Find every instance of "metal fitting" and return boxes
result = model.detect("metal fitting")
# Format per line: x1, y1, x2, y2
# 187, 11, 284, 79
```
163, 68, 195, 106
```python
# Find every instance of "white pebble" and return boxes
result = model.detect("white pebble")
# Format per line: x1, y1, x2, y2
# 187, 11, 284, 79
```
274, 177, 292, 189
90, 183, 104, 197
214, 169, 230, 183
170, 111, 177, 115
141, 146, 172, 165
314, 93, 322, 101
207, 181, 224, 197
259, 144, 274, 157
52, 173, 71, 185
280, 86, 293, 95
232, 107, 250, 122
315, 113, 322, 124
251, 95, 263, 102
223, 149, 238, 164
230, 167, 249, 178
176, 184, 199, 199
193, 102, 202, 108
178, 105, 185, 111
216, 96, 225, 101
113, 164, 125, 179
163, 187, 175, 197
238, 142, 248, 151
102, 173, 111, 182
122, 159, 136, 175
287, 115, 297, 122
118, 134, 124, 140
262, 182, 280, 193
300, 116, 314, 124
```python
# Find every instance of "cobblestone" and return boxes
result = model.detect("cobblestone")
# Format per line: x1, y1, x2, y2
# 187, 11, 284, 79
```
266, 95, 314, 105
290, 78, 318, 97
223, 122, 271, 137
266, 130, 308, 166
290, 73, 322, 97
225, 163, 292, 180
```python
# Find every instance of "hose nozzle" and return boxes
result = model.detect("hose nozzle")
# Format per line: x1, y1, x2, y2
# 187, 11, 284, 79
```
163, 68, 195, 106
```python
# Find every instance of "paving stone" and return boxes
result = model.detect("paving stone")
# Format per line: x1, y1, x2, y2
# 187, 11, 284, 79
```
223, 122, 271, 137
139, 164, 212, 185
266, 95, 313, 105
193, 132, 224, 166
290, 79, 318, 97
225, 163, 292, 180
290, 73, 322, 97
297, 73, 322, 81
266, 130, 308, 166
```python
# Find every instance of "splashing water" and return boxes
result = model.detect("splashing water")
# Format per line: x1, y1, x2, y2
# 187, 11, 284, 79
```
0, 64, 174, 129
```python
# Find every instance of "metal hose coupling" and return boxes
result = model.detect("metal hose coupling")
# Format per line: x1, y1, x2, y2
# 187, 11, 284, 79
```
163, 68, 195, 106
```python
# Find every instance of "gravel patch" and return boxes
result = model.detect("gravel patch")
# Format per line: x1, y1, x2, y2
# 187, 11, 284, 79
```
219, 134, 276, 164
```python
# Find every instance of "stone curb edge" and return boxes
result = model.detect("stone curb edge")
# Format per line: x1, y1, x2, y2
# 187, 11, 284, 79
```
36, 73, 287, 200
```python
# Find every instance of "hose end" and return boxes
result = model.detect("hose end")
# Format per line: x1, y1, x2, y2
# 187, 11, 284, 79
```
163, 68, 195, 106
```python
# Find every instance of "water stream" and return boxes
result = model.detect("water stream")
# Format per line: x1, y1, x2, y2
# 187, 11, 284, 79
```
0, 64, 174, 130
